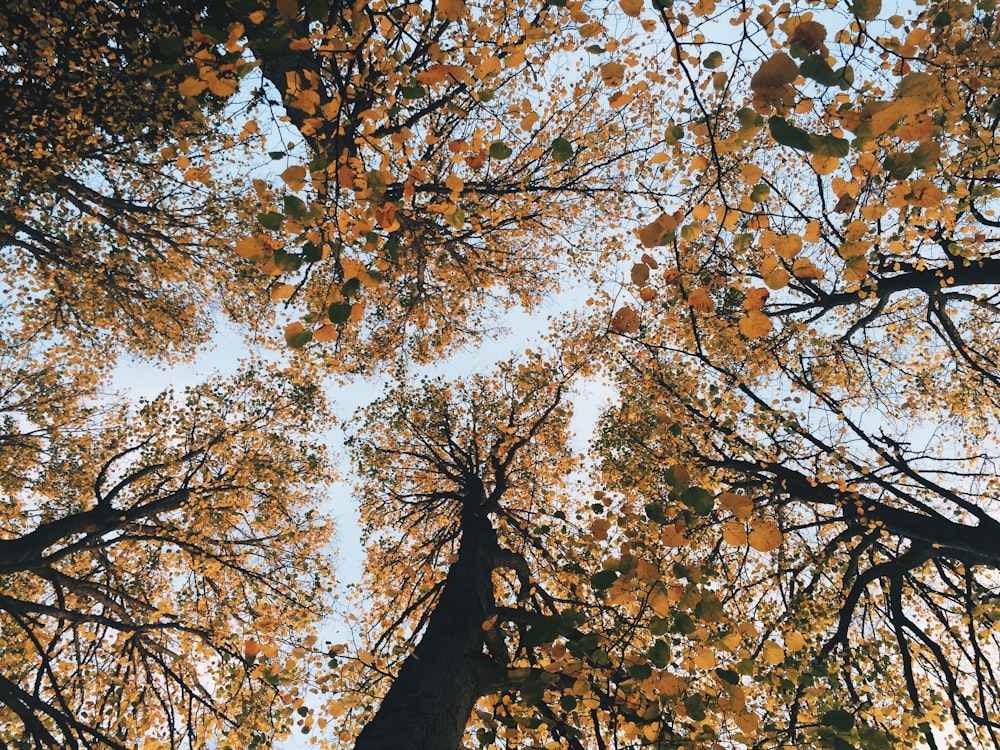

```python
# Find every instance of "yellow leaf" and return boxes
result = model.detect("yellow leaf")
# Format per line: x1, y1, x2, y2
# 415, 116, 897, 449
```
905, 177, 944, 207
619, 0, 643, 16
687, 288, 714, 313
658, 673, 683, 695
280, 165, 308, 192
722, 521, 748, 546
718, 492, 752, 521
739, 310, 772, 338
648, 586, 672, 616
843, 254, 869, 282
694, 647, 717, 669
445, 173, 464, 200
742, 287, 768, 311
741, 163, 763, 183
791, 257, 823, 280
637, 213, 678, 247
692, 204, 710, 221
590, 517, 611, 541
313, 324, 338, 342
761, 640, 784, 664
750, 52, 798, 92
437, 0, 467, 20
178, 77, 207, 97
760, 255, 790, 290
609, 91, 633, 108
600, 62, 627, 87
773, 234, 802, 259
481, 614, 499, 631
748, 520, 782, 552
207, 75, 239, 97
415, 64, 461, 85
611, 306, 640, 334
269, 282, 295, 301
234, 237, 269, 263
785, 632, 806, 652
630, 263, 650, 286
639, 286, 657, 302
660, 522, 688, 547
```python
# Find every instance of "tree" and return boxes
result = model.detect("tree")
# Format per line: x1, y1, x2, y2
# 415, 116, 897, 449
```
0, 335, 335, 748
600, 0, 1000, 746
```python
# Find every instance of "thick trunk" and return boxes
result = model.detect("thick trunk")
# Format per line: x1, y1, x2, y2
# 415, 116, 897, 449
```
352, 508, 507, 750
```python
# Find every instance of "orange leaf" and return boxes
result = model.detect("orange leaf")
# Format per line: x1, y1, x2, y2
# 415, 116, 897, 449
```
748, 520, 782, 552
280, 165, 308, 192
611, 306, 640, 334
791, 257, 823, 280
739, 310, 772, 338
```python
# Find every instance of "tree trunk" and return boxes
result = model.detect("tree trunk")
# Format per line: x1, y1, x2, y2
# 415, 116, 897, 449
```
352, 506, 507, 750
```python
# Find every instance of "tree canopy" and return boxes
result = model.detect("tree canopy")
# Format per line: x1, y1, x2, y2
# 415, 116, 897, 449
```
1, 0, 999, 748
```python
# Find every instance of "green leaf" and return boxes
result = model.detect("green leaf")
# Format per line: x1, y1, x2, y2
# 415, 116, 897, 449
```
813, 133, 850, 158
258, 211, 285, 230
644, 502, 667, 523
559, 694, 577, 711
476, 89, 494, 102
673, 612, 696, 635
737, 107, 764, 129
328, 303, 351, 324
649, 616, 671, 636
307, 0, 329, 21
268, 151, 286, 160
283, 194, 308, 218
489, 141, 513, 160
750, 183, 771, 203
684, 693, 706, 721
302, 241, 323, 263
799, 55, 841, 87
272, 249, 302, 273
400, 84, 426, 99
716, 668, 740, 685
284, 327, 313, 349
591, 569, 618, 590
341, 277, 361, 298
703, 51, 724, 69
156, 36, 186, 59
551, 137, 574, 163
681, 486, 714, 515
769, 117, 816, 152
648, 638, 671, 666
821, 709, 856, 732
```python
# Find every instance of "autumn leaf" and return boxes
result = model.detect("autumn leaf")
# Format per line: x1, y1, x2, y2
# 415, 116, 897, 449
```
687, 288, 715, 313
791, 257, 823, 280
611, 306, 641, 334
637, 213, 678, 247
739, 310, 772, 338
280, 165, 308, 192
748, 520, 782, 552
436, 0, 467, 20
760, 255, 790, 290
600, 62, 627, 87
619, 0, 643, 16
